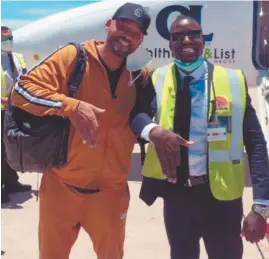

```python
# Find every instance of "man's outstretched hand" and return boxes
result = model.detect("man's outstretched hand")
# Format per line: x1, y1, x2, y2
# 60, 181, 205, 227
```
149, 126, 193, 183
71, 101, 105, 147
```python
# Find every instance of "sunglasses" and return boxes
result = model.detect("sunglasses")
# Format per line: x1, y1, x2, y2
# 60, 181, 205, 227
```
171, 30, 202, 42
1, 35, 13, 42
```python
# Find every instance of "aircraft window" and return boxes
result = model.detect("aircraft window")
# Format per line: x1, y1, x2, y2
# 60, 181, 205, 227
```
256, 1, 269, 69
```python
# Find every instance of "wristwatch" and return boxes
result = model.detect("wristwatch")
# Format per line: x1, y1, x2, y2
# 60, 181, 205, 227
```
252, 204, 269, 219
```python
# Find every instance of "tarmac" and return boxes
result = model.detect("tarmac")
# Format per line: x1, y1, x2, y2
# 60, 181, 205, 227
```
1, 144, 269, 259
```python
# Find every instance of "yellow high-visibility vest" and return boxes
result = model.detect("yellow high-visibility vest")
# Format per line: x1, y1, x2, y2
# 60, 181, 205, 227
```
142, 63, 247, 201
1, 52, 26, 109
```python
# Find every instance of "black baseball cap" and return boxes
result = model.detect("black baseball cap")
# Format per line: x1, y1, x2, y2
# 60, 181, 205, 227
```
112, 2, 151, 35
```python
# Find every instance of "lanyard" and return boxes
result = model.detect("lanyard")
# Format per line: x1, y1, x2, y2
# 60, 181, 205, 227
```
209, 80, 220, 126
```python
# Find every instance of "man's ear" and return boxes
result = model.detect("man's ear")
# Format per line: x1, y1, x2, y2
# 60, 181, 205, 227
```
169, 40, 172, 51
169, 40, 175, 58
201, 39, 205, 55
105, 19, 112, 32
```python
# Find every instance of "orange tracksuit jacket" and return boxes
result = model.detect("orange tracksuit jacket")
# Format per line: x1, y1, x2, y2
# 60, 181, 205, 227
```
11, 40, 140, 190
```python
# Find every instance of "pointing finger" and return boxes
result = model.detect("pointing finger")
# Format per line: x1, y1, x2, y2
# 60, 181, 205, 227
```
90, 104, 106, 114
176, 135, 194, 147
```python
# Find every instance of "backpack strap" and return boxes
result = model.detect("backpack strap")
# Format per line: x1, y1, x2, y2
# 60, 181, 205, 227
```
59, 43, 87, 166
66, 43, 87, 97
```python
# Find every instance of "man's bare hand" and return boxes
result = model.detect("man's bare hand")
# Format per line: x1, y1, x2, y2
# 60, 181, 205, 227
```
1, 97, 8, 105
242, 211, 267, 243
149, 126, 193, 183
71, 101, 105, 147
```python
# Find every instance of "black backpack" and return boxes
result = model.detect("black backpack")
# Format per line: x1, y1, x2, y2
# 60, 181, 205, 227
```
4, 43, 147, 173
4, 42, 86, 173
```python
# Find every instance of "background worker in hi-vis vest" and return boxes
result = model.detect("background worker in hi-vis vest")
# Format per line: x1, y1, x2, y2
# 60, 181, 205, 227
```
1, 26, 31, 203
130, 15, 269, 259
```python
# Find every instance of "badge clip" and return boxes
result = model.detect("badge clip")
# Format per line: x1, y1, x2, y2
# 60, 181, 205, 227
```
208, 114, 220, 128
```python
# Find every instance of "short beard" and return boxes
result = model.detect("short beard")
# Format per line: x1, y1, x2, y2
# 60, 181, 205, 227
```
111, 47, 127, 58
109, 38, 130, 58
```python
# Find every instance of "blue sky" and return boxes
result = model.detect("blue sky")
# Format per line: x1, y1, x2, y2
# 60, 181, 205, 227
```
2, 1, 99, 31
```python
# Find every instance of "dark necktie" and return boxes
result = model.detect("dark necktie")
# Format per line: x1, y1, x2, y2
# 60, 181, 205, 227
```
176, 75, 193, 183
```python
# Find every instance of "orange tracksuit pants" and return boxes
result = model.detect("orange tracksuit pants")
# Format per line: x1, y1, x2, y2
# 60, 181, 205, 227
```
38, 172, 130, 259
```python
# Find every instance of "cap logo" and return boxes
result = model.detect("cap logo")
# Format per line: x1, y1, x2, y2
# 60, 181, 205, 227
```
134, 8, 143, 18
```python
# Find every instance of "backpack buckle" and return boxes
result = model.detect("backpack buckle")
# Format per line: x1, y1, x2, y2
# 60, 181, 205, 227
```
68, 83, 77, 96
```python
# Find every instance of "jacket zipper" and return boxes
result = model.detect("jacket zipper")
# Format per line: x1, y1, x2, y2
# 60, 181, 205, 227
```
59, 127, 67, 165
59, 120, 70, 165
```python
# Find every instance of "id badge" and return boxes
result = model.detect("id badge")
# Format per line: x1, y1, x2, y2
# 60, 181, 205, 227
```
207, 127, 227, 142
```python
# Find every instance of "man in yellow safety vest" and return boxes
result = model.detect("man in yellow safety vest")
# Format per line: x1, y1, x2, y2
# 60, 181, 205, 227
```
130, 15, 269, 259
1, 26, 31, 203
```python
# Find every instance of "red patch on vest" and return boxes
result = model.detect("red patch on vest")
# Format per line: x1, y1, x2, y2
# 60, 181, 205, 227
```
216, 96, 229, 110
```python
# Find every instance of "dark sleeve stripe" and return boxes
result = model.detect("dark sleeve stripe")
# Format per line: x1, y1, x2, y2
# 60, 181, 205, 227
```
23, 44, 71, 77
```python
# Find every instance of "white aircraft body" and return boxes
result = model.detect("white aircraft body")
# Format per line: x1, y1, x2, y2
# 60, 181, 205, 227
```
12, 0, 269, 148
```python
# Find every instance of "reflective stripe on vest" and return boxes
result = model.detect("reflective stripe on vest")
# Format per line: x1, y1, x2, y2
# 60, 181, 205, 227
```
228, 68, 244, 161
152, 64, 171, 124
1, 52, 26, 109
142, 63, 246, 201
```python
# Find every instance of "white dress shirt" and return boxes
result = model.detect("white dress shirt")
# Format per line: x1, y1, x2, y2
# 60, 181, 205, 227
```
141, 63, 208, 141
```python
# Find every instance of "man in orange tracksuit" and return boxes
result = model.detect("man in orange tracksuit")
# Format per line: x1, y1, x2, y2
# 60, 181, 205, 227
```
10, 3, 151, 259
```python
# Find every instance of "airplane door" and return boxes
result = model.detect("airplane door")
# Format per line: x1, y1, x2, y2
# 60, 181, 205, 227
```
253, 0, 269, 70
254, 0, 269, 151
